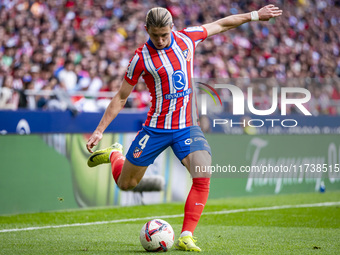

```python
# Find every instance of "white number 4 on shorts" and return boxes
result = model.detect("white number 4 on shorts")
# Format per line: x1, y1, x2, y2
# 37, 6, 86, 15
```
139, 134, 150, 149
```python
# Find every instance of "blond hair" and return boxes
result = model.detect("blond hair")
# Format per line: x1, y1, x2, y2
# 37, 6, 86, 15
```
146, 7, 173, 29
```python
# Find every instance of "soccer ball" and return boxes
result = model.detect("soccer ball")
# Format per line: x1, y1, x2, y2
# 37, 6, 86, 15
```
140, 219, 175, 252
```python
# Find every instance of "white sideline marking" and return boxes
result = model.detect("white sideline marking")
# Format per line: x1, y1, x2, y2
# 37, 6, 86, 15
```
0, 201, 339, 233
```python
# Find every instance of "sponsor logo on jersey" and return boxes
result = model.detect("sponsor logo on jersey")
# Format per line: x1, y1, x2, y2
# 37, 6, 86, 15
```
165, 88, 192, 100
172, 70, 186, 90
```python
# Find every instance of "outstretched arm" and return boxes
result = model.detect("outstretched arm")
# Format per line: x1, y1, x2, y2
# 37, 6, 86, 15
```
203, 4, 282, 37
86, 79, 134, 153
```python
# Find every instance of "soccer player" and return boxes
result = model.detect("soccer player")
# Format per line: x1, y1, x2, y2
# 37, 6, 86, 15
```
86, 5, 282, 252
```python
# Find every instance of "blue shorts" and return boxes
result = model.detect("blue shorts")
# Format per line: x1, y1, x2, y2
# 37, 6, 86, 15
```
126, 126, 211, 166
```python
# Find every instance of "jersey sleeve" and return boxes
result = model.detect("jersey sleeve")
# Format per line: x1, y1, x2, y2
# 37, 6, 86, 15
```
178, 26, 208, 46
124, 52, 144, 86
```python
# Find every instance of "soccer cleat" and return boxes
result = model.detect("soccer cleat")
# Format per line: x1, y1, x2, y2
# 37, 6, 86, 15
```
175, 236, 201, 252
87, 143, 123, 167
133, 175, 165, 192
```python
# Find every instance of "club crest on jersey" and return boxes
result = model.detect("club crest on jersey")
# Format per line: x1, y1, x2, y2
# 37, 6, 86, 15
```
133, 147, 143, 158
182, 49, 191, 61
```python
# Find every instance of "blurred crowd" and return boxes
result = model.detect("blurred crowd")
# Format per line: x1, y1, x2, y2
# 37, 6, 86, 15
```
0, 0, 339, 115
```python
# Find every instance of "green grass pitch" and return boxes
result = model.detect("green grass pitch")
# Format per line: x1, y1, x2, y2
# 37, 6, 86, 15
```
0, 191, 339, 254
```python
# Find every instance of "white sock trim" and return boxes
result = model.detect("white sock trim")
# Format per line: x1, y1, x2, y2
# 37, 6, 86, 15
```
109, 150, 125, 162
109, 150, 114, 161
180, 231, 193, 237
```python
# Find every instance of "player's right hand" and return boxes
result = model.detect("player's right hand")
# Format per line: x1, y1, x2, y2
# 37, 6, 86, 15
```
86, 130, 103, 153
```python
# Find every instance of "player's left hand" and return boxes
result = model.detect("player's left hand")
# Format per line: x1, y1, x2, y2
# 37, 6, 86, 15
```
258, 4, 283, 21
86, 130, 103, 153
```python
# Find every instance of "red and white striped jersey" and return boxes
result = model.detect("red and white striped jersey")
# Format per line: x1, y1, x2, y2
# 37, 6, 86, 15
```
124, 26, 207, 129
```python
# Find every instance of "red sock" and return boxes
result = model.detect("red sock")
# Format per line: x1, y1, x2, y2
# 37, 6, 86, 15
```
110, 151, 125, 184
181, 178, 210, 234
